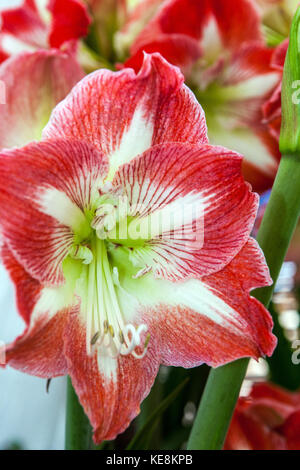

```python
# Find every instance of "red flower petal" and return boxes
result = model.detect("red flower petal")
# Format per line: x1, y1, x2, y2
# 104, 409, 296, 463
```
43, 53, 208, 168
148, 238, 275, 367
0, 49, 85, 149
280, 410, 300, 450
251, 382, 300, 409
1, 245, 68, 377
48, 0, 91, 49
0, 139, 108, 286
5, 309, 68, 378
130, 0, 262, 57
123, 33, 201, 75
113, 142, 258, 280
64, 310, 161, 443
0, 0, 48, 49
1, 244, 41, 325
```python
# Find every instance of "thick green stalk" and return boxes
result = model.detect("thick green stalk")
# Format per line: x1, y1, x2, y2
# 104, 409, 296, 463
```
187, 154, 300, 450
65, 377, 93, 450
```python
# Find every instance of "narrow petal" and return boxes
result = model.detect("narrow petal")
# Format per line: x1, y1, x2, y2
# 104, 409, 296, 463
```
1, 245, 71, 377
113, 142, 258, 280
0, 139, 107, 285
48, 0, 91, 48
63, 310, 161, 443
0, 49, 85, 149
43, 53, 208, 175
111, 238, 276, 367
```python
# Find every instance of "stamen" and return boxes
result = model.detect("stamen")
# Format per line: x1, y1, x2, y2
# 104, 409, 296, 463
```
109, 325, 115, 337
103, 320, 109, 334
84, 238, 149, 360
91, 331, 101, 346
70, 245, 93, 264
119, 331, 125, 344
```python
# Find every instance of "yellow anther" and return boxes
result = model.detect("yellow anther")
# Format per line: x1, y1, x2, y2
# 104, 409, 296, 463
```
119, 331, 125, 344
109, 325, 115, 337
103, 320, 109, 334
91, 331, 101, 345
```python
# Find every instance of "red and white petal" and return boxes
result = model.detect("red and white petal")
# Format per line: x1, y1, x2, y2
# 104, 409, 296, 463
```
0, 0, 48, 49
63, 310, 161, 443
48, 0, 91, 48
115, 237, 275, 367
0, 49, 85, 150
158, 238, 275, 366
1, 243, 41, 325
113, 142, 258, 280
0, 139, 107, 285
1, 245, 70, 377
5, 309, 69, 377
130, 0, 262, 57
43, 53, 208, 175
205, 43, 281, 191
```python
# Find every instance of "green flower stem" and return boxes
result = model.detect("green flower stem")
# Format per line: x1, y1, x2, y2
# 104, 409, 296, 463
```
187, 154, 300, 450
65, 377, 94, 450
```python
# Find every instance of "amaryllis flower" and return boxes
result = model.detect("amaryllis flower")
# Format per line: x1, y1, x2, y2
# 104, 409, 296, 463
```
0, 49, 85, 150
225, 382, 300, 450
0, 54, 276, 443
0, 0, 91, 62
121, 0, 282, 192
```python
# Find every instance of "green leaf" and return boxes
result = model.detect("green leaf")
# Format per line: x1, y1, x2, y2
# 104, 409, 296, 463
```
280, 7, 300, 155
126, 377, 189, 450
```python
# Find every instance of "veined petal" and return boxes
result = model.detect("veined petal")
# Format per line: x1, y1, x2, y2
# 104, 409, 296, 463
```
63, 310, 161, 443
1, 243, 41, 325
1, 245, 71, 377
113, 142, 258, 280
43, 53, 208, 176
48, 0, 91, 48
0, 49, 85, 149
0, 139, 108, 285
111, 238, 276, 367
200, 43, 281, 191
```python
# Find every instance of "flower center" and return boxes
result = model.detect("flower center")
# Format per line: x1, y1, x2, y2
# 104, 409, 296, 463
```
66, 187, 152, 359
74, 235, 149, 359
